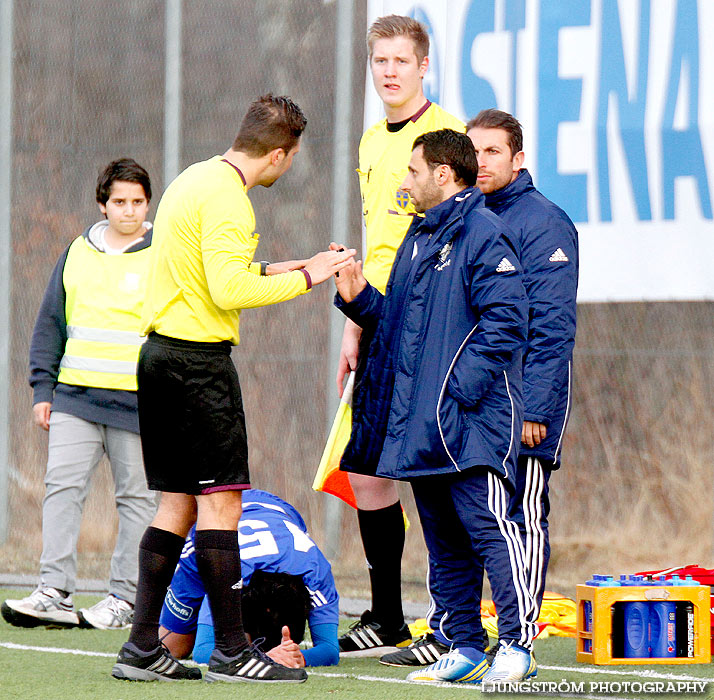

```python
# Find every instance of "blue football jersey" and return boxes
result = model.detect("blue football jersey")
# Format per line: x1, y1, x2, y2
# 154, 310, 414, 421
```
160, 490, 339, 635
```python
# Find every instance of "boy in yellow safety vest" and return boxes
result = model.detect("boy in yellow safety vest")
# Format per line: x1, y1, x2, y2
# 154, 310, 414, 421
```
1, 159, 156, 631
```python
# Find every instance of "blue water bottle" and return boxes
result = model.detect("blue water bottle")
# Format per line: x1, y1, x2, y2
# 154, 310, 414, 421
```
582, 595, 593, 653
623, 602, 650, 658
650, 601, 677, 658
583, 574, 605, 642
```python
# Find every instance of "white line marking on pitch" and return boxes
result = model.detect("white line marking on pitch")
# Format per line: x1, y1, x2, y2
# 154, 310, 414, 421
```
0, 646, 631, 699
1, 641, 708, 697
309, 671, 635, 698
1, 642, 115, 658
539, 663, 710, 682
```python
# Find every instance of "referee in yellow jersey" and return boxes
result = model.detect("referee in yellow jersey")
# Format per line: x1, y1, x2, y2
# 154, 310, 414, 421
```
112, 94, 354, 684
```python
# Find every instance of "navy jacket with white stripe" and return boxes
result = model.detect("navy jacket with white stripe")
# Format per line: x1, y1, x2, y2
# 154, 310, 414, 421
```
485, 170, 579, 468
336, 187, 528, 487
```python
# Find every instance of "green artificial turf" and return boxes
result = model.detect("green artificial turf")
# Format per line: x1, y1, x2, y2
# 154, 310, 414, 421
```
1, 589, 712, 700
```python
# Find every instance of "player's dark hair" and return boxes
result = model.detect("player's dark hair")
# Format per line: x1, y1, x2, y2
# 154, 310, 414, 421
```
242, 570, 312, 652
367, 14, 429, 63
232, 94, 307, 157
412, 129, 478, 187
466, 109, 523, 157
95, 158, 151, 205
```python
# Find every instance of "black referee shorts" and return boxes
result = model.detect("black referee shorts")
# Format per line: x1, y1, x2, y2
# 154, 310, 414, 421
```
137, 333, 250, 495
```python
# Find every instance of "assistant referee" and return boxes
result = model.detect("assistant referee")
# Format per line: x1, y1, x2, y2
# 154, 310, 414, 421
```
111, 94, 354, 685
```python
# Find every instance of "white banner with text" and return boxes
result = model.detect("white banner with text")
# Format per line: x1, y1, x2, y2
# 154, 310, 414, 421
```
366, 0, 714, 301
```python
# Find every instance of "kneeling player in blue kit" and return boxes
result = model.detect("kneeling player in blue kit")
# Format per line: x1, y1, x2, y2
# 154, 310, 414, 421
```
159, 490, 339, 668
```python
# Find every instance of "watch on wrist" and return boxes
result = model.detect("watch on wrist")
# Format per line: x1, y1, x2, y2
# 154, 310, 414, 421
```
260, 260, 270, 276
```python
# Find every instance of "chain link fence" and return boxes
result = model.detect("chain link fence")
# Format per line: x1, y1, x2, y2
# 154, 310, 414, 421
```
1, 0, 712, 603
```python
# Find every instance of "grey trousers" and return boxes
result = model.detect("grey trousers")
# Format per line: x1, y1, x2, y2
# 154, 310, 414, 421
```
40, 412, 156, 603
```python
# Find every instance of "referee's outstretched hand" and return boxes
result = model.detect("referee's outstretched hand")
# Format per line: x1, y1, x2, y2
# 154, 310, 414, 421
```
303, 248, 356, 285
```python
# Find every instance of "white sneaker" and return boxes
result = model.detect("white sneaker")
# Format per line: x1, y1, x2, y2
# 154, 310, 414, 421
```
1, 587, 79, 627
480, 640, 537, 686
79, 594, 133, 630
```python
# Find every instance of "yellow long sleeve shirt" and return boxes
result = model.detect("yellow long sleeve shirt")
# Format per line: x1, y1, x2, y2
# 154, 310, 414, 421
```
142, 156, 309, 344
358, 102, 464, 292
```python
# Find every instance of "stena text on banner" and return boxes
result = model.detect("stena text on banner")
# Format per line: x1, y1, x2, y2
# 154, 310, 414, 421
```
365, 0, 714, 302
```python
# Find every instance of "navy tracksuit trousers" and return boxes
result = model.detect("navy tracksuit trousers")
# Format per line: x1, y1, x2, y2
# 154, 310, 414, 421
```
412, 467, 537, 650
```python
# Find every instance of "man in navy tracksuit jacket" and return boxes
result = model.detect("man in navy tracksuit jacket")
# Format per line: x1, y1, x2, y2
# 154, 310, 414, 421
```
418, 115, 579, 665
467, 110, 578, 630
334, 129, 537, 685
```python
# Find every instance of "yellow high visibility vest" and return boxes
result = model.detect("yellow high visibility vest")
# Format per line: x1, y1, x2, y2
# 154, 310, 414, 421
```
58, 236, 151, 391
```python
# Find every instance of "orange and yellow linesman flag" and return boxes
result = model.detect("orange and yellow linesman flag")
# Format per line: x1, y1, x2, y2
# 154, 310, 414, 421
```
312, 373, 357, 508
313, 375, 409, 529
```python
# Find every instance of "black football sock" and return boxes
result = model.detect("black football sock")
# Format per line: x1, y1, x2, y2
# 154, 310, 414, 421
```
357, 501, 405, 631
194, 529, 248, 658
128, 526, 186, 652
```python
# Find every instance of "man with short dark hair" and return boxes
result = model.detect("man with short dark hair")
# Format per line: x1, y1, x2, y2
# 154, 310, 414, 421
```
467, 108, 578, 639
333, 129, 537, 686
111, 94, 354, 684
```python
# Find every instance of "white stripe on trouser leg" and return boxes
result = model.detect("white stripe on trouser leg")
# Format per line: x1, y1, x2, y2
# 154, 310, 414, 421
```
439, 611, 454, 643
488, 473, 533, 643
425, 563, 437, 631
523, 458, 534, 577
522, 459, 545, 616
426, 561, 453, 644
523, 457, 546, 622
438, 612, 451, 644
487, 474, 529, 634
487, 472, 537, 647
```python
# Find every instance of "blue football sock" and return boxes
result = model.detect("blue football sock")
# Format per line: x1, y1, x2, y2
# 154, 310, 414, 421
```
454, 646, 485, 663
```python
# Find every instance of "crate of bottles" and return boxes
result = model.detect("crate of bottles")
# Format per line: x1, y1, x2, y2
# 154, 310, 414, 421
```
636, 565, 714, 655
576, 575, 711, 665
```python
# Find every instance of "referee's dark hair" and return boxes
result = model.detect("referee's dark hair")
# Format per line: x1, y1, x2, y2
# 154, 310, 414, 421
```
232, 94, 307, 158
466, 109, 523, 158
412, 129, 478, 187
96, 158, 152, 205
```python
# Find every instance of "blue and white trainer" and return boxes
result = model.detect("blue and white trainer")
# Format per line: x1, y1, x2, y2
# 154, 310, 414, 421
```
406, 649, 489, 684
480, 640, 537, 685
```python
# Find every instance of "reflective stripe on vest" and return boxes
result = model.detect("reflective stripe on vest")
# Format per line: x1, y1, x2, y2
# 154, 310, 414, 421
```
59, 326, 146, 383
59, 354, 140, 375
57, 236, 150, 391
65, 325, 145, 346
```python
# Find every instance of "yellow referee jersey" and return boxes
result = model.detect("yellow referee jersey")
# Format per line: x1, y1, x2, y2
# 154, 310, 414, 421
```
358, 102, 464, 293
142, 156, 309, 344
